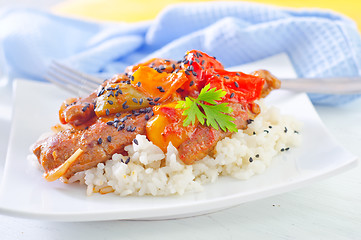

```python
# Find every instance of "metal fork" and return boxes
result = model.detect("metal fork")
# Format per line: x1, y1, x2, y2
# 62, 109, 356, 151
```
45, 61, 361, 96
45, 61, 104, 96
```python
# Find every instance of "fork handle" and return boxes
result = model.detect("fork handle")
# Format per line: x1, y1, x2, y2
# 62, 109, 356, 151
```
281, 77, 361, 95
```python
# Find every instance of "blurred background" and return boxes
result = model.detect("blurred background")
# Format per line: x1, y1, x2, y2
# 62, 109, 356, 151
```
0, 0, 360, 32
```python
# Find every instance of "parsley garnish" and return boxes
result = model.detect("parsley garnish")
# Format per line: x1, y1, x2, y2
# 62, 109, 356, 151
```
176, 84, 238, 132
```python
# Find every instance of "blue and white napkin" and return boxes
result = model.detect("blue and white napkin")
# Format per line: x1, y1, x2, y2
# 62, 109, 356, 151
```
0, 2, 361, 105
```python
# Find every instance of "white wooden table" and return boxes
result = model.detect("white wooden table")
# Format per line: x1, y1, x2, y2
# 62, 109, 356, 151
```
0, 76, 360, 239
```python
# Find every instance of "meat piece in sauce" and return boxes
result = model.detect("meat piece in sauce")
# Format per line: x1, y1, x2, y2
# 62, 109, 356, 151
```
33, 109, 152, 179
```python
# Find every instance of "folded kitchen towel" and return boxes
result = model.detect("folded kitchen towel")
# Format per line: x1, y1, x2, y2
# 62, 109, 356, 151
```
0, 2, 361, 105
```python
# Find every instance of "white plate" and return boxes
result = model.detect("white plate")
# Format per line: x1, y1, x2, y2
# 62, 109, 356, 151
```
0, 55, 358, 222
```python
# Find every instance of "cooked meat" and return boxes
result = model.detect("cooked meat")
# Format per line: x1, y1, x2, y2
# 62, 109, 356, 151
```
178, 102, 260, 164
252, 70, 281, 98
33, 109, 151, 179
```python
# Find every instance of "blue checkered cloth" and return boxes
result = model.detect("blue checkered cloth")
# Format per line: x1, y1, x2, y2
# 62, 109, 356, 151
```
1, 2, 361, 105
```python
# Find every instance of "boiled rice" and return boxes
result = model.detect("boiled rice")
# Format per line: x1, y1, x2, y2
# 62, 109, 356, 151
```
68, 100, 302, 196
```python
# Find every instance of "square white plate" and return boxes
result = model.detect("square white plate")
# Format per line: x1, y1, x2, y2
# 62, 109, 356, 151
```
0, 55, 358, 221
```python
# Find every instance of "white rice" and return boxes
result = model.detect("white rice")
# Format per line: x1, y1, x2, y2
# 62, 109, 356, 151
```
68, 101, 302, 196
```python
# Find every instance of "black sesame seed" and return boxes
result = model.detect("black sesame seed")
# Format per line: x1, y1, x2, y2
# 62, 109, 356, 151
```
97, 138, 103, 144
255, 154, 260, 158
107, 91, 114, 97
157, 86, 165, 92
156, 68, 163, 73
159, 65, 166, 70
269, 126, 272, 129
147, 97, 153, 101
130, 75, 135, 81
264, 130, 269, 133
106, 121, 114, 126
185, 70, 190, 75
145, 114, 150, 120
285, 147, 290, 151
149, 101, 156, 106
107, 100, 113, 105
118, 124, 125, 131
236, 72, 240, 76
137, 82, 141, 87
154, 97, 160, 102
131, 126, 137, 132
125, 157, 130, 164
97, 87, 105, 97
172, 63, 176, 70
224, 76, 229, 79
294, 130, 299, 134
189, 81, 194, 87
116, 113, 121, 117
117, 89, 123, 95
132, 98, 138, 104
126, 125, 132, 132
253, 131, 256, 135
234, 82, 239, 88
139, 98, 144, 105
195, 58, 200, 63
192, 71, 197, 76
230, 93, 235, 98
107, 136, 112, 142
247, 119, 254, 124
82, 105, 88, 112
145, 107, 152, 113
201, 60, 205, 65
284, 127, 288, 133
120, 116, 128, 122
183, 60, 189, 65
122, 101, 129, 109
106, 109, 110, 116
133, 139, 139, 145
281, 148, 285, 152
249, 157, 253, 162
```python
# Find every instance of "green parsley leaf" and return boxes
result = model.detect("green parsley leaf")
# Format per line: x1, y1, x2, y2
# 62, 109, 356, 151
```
175, 84, 237, 132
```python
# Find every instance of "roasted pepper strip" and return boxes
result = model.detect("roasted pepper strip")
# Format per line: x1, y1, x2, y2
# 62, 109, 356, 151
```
146, 102, 197, 152
131, 66, 188, 102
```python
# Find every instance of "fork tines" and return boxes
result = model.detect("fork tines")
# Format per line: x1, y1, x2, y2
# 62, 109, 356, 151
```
45, 61, 104, 96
